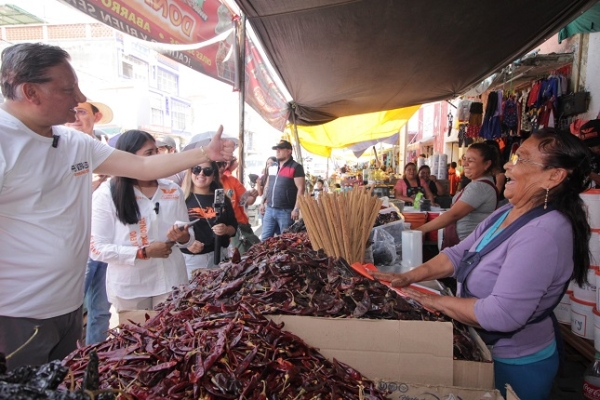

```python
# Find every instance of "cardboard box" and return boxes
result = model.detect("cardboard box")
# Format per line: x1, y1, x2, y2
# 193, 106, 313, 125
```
375, 382, 504, 400
269, 315, 494, 389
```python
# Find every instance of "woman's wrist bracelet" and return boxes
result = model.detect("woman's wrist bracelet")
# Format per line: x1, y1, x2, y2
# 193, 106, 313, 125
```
137, 247, 149, 260
199, 146, 212, 162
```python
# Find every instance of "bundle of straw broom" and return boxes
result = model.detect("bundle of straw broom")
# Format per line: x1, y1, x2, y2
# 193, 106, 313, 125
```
298, 187, 382, 264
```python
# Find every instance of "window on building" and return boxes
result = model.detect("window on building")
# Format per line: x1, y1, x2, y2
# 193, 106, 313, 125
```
157, 68, 178, 95
171, 100, 191, 131
121, 55, 149, 83
150, 93, 164, 126
122, 61, 133, 79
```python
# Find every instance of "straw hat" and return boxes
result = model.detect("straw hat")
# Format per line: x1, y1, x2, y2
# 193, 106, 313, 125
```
86, 101, 113, 125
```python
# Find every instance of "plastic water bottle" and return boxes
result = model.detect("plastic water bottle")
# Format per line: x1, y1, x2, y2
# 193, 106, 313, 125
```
584, 353, 600, 399
413, 192, 423, 209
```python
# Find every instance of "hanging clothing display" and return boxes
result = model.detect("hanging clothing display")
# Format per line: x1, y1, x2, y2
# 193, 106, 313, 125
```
480, 91, 502, 140
466, 101, 483, 139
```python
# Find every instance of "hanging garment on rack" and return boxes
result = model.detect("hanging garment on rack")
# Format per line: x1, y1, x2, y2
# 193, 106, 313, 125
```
480, 91, 502, 140
519, 90, 532, 132
538, 99, 556, 129
527, 81, 542, 108
502, 97, 519, 131
458, 124, 468, 147
466, 102, 483, 138
457, 99, 472, 122
480, 116, 501, 140
495, 90, 503, 117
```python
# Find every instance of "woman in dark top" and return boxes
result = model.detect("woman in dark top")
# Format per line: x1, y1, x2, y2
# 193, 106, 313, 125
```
180, 160, 237, 279
418, 165, 445, 197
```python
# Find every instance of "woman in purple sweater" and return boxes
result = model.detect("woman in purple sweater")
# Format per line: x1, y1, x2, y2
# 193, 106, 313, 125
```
372, 129, 591, 399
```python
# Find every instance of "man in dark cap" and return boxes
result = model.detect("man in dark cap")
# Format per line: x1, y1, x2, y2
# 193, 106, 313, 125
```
259, 140, 305, 239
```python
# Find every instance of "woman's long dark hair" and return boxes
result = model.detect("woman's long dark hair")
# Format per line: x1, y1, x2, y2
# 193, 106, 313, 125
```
110, 130, 156, 225
534, 128, 592, 285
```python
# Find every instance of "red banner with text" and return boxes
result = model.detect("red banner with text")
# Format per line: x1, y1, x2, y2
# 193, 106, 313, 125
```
62, 0, 289, 130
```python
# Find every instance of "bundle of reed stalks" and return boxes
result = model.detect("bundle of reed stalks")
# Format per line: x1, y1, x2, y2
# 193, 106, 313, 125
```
298, 187, 382, 264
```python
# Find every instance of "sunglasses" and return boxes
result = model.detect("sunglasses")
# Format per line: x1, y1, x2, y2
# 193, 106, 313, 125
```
510, 153, 544, 168
192, 166, 214, 176
216, 162, 228, 168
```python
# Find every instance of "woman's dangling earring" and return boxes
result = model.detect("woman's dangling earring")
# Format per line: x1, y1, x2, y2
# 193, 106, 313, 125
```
544, 187, 549, 210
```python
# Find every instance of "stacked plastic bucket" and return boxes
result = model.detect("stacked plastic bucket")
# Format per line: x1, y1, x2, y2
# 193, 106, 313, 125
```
563, 189, 600, 345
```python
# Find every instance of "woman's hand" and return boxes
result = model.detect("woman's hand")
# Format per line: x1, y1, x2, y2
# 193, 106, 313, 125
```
166, 223, 190, 244
187, 240, 204, 254
205, 125, 236, 161
212, 223, 231, 236
259, 203, 266, 216
401, 287, 441, 311
145, 241, 174, 258
369, 271, 411, 288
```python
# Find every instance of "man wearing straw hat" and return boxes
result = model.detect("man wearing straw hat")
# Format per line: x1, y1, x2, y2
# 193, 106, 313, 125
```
66, 100, 114, 345
67, 100, 113, 143
259, 140, 305, 240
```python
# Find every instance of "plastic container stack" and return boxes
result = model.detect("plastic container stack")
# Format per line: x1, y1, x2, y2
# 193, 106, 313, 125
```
436, 153, 449, 180
570, 190, 600, 345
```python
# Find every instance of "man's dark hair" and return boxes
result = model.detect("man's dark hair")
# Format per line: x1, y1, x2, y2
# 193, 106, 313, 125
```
1, 43, 70, 100
90, 104, 99, 114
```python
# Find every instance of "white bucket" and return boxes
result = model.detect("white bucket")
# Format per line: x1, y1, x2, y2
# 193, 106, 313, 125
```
591, 230, 600, 266
571, 294, 595, 339
595, 307, 600, 352
573, 266, 598, 303
554, 289, 572, 325
581, 189, 600, 229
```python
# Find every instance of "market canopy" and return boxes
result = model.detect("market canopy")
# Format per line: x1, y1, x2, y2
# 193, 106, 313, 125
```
289, 106, 419, 157
234, 0, 596, 126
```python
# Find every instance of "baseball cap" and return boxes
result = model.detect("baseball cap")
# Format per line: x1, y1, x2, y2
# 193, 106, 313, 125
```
272, 140, 293, 150
156, 136, 177, 149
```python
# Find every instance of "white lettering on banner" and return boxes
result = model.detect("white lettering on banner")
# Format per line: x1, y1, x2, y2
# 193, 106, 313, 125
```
165, 50, 192, 67
62, 0, 99, 17
100, 11, 149, 40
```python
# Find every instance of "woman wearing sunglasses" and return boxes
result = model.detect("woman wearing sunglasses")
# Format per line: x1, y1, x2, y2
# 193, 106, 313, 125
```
90, 130, 193, 314
180, 161, 237, 279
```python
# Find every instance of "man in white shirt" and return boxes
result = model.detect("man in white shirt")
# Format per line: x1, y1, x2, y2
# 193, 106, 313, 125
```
0, 42, 234, 370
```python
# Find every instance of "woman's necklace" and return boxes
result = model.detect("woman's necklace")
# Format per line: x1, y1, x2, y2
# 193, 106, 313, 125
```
193, 192, 213, 228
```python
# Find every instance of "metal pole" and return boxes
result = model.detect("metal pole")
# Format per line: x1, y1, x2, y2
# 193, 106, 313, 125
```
237, 16, 247, 183
290, 103, 303, 164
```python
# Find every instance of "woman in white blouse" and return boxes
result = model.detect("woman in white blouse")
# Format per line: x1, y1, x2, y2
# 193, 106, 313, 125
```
90, 130, 194, 312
